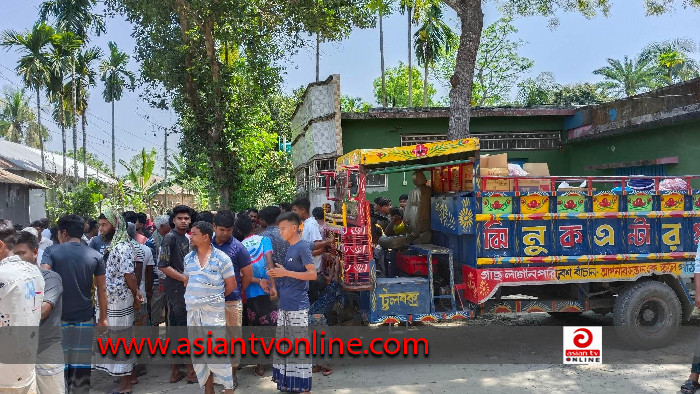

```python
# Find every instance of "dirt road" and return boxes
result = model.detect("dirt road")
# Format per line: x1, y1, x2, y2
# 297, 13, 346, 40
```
90, 312, 693, 393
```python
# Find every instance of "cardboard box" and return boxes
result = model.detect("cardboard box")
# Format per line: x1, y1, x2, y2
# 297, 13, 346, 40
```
481, 153, 508, 169
479, 153, 512, 191
518, 163, 551, 192
480, 167, 512, 191
431, 167, 443, 193
461, 162, 474, 192
447, 162, 475, 192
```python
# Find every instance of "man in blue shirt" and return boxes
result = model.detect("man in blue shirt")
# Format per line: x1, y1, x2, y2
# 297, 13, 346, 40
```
212, 210, 252, 386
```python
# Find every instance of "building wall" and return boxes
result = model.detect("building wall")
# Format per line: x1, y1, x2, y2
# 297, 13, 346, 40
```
29, 189, 46, 222
566, 119, 700, 177
341, 116, 570, 204
0, 184, 30, 226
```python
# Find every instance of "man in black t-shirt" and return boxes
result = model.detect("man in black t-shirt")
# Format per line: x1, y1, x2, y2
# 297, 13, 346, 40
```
41, 215, 107, 394
157, 205, 197, 384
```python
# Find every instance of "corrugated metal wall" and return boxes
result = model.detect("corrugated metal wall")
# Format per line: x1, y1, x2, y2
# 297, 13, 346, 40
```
0, 184, 30, 226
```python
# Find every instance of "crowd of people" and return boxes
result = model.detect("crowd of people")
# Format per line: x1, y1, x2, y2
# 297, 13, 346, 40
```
0, 197, 341, 394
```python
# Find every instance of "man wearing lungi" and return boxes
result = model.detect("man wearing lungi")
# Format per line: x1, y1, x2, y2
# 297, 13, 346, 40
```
184, 221, 237, 394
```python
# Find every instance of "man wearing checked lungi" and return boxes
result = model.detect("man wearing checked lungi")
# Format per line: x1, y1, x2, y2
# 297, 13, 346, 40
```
184, 221, 237, 394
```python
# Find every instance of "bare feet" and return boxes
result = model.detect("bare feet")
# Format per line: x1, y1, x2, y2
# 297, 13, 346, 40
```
169, 370, 185, 383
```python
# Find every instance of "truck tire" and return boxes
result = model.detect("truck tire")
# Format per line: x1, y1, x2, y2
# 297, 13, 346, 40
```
613, 280, 681, 349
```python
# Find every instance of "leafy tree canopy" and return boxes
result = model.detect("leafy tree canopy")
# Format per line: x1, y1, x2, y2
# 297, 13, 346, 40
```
373, 62, 436, 107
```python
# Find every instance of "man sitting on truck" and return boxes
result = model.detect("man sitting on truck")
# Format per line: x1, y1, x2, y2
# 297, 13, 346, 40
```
384, 207, 405, 236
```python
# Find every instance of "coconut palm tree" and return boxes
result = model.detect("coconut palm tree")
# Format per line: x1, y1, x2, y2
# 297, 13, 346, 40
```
368, 0, 394, 107
39, 0, 106, 40
100, 41, 135, 174
73, 46, 102, 181
593, 56, 659, 98
400, 0, 436, 107
41, 0, 104, 182
400, 0, 417, 107
641, 38, 700, 84
1, 22, 55, 173
414, 4, 456, 107
0, 88, 35, 143
48, 30, 81, 176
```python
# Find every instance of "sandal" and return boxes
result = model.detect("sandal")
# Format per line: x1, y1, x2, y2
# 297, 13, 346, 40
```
169, 370, 185, 384
682, 379, 700, 394
321, 366, 334, 376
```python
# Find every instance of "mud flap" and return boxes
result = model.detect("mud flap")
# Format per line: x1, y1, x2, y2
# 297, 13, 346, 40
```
662, 274, 694, 322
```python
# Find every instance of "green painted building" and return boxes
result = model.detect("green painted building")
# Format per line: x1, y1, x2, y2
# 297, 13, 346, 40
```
292, 75, 700, 208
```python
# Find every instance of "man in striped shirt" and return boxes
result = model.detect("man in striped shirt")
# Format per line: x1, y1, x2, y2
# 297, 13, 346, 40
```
184, 221, 237, 394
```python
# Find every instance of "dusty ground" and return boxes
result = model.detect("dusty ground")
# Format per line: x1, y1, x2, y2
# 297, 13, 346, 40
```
90, 312, 696, 393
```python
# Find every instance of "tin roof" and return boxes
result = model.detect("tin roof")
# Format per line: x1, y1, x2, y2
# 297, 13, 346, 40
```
0, 140, 117, 184
0, 168, 46, 188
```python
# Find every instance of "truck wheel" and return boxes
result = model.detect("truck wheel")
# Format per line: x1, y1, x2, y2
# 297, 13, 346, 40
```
613, 280, 681, 349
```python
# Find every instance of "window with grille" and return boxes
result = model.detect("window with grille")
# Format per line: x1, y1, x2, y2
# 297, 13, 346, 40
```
475, 131, 561, 151
401, 132, 560, 150
614, 165, 667, 177
311, 159, 336, 190
401, 134, 447, 146
295, 167, 309, 194
367, 173, 386, 187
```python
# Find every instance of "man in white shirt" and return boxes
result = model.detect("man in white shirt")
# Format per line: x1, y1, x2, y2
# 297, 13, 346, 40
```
0, 219, 45, 393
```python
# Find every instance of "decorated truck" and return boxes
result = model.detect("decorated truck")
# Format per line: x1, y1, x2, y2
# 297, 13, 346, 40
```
319, 137, 697, 348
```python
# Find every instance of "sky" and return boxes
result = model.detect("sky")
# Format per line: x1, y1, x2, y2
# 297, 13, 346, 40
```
1, 1, 699, 176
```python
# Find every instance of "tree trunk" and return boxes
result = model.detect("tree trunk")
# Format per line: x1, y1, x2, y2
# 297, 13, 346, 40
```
71, 56, 78, 184
380, 11, 386, 107
315, 31, 320, 82
82, 112, 87, 183
407, 6, 413, 108
446, 0, 484, 140
111, 98, 115, 175
60, 99, 66, 177
423, 59, 429, 107
36, 87, 45, 174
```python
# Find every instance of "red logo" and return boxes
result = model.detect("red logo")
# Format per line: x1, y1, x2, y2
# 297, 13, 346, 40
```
573, 328, 593, 348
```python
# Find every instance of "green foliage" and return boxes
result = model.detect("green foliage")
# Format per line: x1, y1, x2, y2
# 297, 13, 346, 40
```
72, 46, 102, 115
340, 95, 372, 112
0, 87, 49, 147
39, 0, 106, 41
552, 82, 614, 106
517, 72, 613, 106
120, 148, 169, 213
0, 23, 55, 92
232, 128, 296, 211
64, 147, 111, 173
593, 55, 660, 97
297, 0, 375, 41
106, 0, 354, 208
373, 62, 435, 107
436, 17, 533, 107
99, 41, 135, 103
517, 72, 558, 106
640, 38, 700, 84
46, 178, 105, 220
414, 5, 456, 69
414, 4, 455, 106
